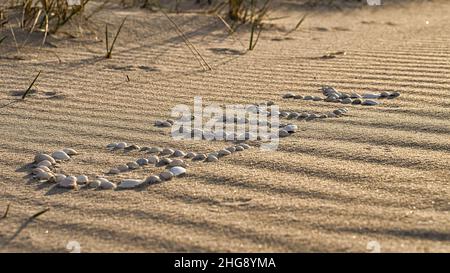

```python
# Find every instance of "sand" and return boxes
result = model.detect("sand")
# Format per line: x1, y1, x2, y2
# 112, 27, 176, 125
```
0, 0, 449, 252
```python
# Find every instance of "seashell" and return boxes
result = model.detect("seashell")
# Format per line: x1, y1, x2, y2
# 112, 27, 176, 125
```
341, 98, 353, 104
59, 176, 77, 189
147, 155, 159, 164
218, 149, 231, 157
362, 100, 379, 106
333, 109, 344, 115
33, 166, 51, 174
308, 113, 319, 119
287, 112, 299, 120
160, 148, 174, 156
100, 180, 116, 190
319, 114, 328, 118
362, 93, 380, 99
350, 93, 362, 98
267, 100, 275, 106
303, 95, 313, 100
390, 91, 400, 98
209, 152, 219, 157
293, 95, 303, 99
169, 159, 186, 167
170, 167, 186, 177
62, 148, 78, 155
192, 154, 207, 161
380, 91, 390, 98
148, 147, 163, 153
34, 153, 55, 164
35, 171, 55, 181
278, 129, 290, 137
166, 119, 175, 125
235, 145, 245, 151
352, 98, 362, 105
299, 113, 310, 119
313, 96, 323, 101
145, 175, 161, 184
126, 161, 140, 170
136, 158, 149, 166
173, 150, 186, 157
226, 146, 236, 153
206, 154, 219, 162
283, 124, 298, 133
118, 179, 143, 189
88, 180, 101, 188
55, 174, 66, 183
240, 143, 251, 149
325, 95, 339, 102
124, 144, 140, 151
116, 142, 128, 149
185, 152, 196, 158
117, 164, 129, 172
282, 92, 295, 99
327, 112, 337, 118
279, 111, 289, 118
140, 146, 151, 152
340, 93, 350, 99
37, 160, 53, 168
159, 171, 174, 181
159, 121, 172, 127
108, 168, 120, 174
52, 151, 70, 161
76, 175, 89, 184
157, 158, 172, 167
107, 143, 118, 149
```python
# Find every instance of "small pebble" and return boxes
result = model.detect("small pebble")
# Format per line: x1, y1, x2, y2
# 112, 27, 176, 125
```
313, 96, 323, 101
140, 146, 151, 152
226, 146, 236, 153
88, 180, 101, 188
118, 179, 143, 189
352, 98, 362, 105
287, 112, 299, 119
147, 155, 159, 164
362, 93, 380, 99
160, 148, 174, 156
117, 165, 129, 172
240, 144, 251, 149
170, 166, 186, 177
293, 95, 303, 100
55, 174, 66, 183
185, 152, 197, 158
173, 150, 186, 157
218, 149, 231, 157
116, 142, 127, 149
63, 148, 78, 156
362, 100, 379, 106
169, 159, 186, 167
342, 98, 353, 104
108, 168, 121, 174
35, 171, 55, 181
149, 147, 163, 153
107, 143, 118, 149
158, 158, 172, 166
37, 160, 53, 168
59, 176, 77, 189
100, 180, 116, 190
283, 124, 298, 133
282, 92, 295, 99
145, 175, 161, 184
52, 151, 70, 160
206, 154, 219, 162
124, 144, 140, 151
390, 91, 400, 98
304, 95, 313, 100
235, 146, 245, 151
126, 161, 140, 170
34, 153, 56, 164
193, 154, 207, 161
136, 158, 149, 166
76, 175, 89, 184
278, 129, 290, 137
159, 171, 174, 181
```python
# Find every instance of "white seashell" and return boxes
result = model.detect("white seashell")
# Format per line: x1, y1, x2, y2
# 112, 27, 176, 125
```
37, 160, 53, 168
170, 166, 186, 177
117, 164, 129, 172
278, 129, 290, 137
206, 154, 219, 162
63, 148, 78, 155
76, 175, 89, 184
234, 145, 245, 151
126, 162, 140, 170
107, 143, 118, 149
185, 152, 196, 158
169, 159, 186, 167
32, 166, 50, 175
145, 175, 161, 184
149, 147, 163, 153
108, 168, 120, 174
124, 144, 140, 151
218, 149, 231, 156
34, 153, 56, 164
283, 124, 298, 133
173, 150, 186, 157
160, 148, 174, 156
35, 171, 54, 181
192, 154, 207, 161
226, 146, 236, 153
136, 158, 149, 166
240, 144, 251, 149
159, 171, 174, 181
118, 179, 143, 189
100, 180, 116, 190
362, 93, 380, 99
89, 180, 101, 188
59, 176, 77, 188
116, 142, 127, 149
147, 155, 159, 164
362, 100, 379, 106
55, 174, 66, 183
52, 151, 70, 160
